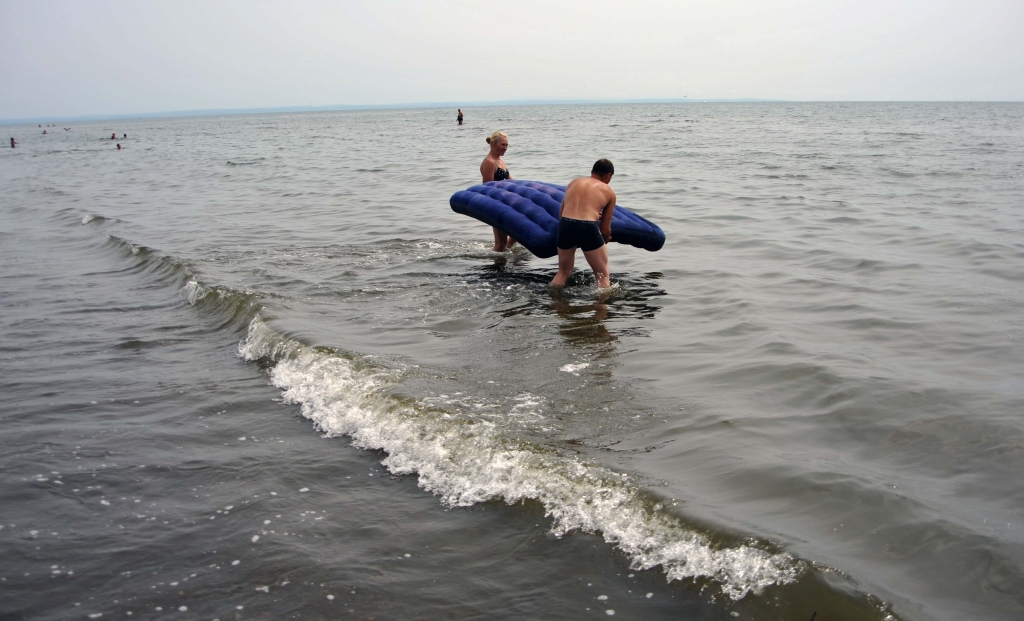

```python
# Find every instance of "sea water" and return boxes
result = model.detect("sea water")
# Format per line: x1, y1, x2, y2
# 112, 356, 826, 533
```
1, 103, 1022, 620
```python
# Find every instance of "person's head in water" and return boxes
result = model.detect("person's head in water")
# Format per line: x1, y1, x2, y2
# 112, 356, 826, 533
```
486, 131, 508, 156
591, 158, 614, 182
116, 143, 121, 150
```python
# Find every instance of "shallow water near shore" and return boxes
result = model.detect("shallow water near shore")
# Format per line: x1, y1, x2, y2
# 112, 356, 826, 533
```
1, 102, 1023, 620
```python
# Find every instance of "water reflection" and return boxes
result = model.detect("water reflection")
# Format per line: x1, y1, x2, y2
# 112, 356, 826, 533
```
548, 297, 617, 346
465, 264, 667, 352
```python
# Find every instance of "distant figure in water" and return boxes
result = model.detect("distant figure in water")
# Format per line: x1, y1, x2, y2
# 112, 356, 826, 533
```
42, 130, 47, 134
550, 159, 617, 290
116, 143, 122, 150
123, 133, 127, 139
10, 137, 16, 148
457, 109, 464, 125
111, 133, 117, 140
480, 130, 517, 252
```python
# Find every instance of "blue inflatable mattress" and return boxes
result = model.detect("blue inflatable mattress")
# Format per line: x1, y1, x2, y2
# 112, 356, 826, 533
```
449, 180, 665, 258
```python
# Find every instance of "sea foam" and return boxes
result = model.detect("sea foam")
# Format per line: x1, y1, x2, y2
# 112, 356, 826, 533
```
238, 316, 802, 599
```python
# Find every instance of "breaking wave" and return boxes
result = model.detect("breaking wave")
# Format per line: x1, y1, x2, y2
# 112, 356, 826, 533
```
97, 224, 806, 601
237, 315, 804, 600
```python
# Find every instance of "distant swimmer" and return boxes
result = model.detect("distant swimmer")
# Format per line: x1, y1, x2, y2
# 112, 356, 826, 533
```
42, 130, 47, 134
116, 143, 122, 150
10, 137, 16, 148
111, 133, 117, 139
550, 159, 616, 289
123, 133, 127, 139
480, 130, 517, 252
457, 109, 464, 125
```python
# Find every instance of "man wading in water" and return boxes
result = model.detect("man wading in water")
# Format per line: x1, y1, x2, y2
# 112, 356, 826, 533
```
550, 159, 616, 289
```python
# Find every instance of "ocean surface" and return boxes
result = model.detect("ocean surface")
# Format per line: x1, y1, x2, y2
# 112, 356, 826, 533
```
1, 103, 1022, 621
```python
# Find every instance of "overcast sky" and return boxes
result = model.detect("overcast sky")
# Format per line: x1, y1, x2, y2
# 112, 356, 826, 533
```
1, 0, 1022, 119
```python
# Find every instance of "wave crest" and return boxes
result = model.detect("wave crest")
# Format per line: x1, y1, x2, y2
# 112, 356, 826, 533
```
239, 316, 803, 600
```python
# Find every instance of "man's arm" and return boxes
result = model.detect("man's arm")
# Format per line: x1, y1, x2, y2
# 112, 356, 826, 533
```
599, 190, 616, 242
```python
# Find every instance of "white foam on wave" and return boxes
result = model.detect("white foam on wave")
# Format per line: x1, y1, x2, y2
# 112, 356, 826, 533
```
238, 316, 802, 599
181, 280, 208, 305
560, 362, 590, 375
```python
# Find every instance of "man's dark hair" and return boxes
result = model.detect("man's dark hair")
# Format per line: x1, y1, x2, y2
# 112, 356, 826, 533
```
592, 158, 614, 176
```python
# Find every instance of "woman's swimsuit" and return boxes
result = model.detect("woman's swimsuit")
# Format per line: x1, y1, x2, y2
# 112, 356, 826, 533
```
556, 217, 605, 252
493, 166, 510, 181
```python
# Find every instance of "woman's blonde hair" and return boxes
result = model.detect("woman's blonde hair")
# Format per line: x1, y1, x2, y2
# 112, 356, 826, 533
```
485, 131, 508, 145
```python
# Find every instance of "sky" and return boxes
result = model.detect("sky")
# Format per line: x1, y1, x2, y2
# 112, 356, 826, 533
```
1, 0, 1022, 119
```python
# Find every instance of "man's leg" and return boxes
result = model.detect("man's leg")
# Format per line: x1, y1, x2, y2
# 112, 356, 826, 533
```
551, 247, 576, 286
582, 245, 610, 288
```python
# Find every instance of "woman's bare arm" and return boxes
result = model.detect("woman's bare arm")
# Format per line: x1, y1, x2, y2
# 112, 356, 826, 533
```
480, 158, 497, 183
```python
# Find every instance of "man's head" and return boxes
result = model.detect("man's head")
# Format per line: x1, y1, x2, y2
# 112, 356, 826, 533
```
591, 158, 614, 183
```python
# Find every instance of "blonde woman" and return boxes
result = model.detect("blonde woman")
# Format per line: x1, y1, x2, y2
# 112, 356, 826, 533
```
480, 131, 517, 251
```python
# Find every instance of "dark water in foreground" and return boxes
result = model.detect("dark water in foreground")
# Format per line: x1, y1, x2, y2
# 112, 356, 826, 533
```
1, 103, 1022, 620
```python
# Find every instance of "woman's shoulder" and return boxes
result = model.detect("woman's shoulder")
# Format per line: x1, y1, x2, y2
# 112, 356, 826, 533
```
480, 157, 496, 178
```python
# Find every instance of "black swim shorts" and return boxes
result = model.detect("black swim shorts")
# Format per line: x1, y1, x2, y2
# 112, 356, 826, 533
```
556, 217, 605, 252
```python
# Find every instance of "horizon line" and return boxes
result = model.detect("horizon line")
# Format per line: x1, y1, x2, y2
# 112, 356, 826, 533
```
3, 97, 1022, 125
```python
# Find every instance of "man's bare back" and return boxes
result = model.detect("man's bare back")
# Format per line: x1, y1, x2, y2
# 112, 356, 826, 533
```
551, 159, 616, 289
560, 176, 617, 233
